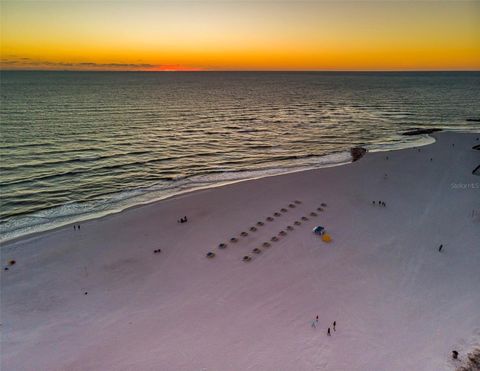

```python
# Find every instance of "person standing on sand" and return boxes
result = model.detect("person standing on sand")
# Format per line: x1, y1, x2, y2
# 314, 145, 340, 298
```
333, 321, 336, 331
316, 315, 319, 323
73, 225, 76, 231
439, 244, 443, 252
327, 327, 331, 336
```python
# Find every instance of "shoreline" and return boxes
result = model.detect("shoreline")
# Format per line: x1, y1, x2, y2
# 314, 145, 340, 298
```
0, 133, 439, 247
0, 151, 352, 247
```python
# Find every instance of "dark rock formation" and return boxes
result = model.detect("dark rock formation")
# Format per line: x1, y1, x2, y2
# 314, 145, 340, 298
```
350, 147, 367, 162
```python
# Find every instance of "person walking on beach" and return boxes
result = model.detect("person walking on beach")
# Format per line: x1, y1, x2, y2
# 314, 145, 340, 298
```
327, 327, 331, 336
316, 315, 319, 323
439, 244, 443, 252
78, 224, 80, 230
333, 321, 336, 331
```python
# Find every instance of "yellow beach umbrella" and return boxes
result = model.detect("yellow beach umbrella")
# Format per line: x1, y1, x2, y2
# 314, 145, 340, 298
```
322, 233, 332, 243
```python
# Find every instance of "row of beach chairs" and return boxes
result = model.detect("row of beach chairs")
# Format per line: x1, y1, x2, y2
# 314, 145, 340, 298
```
206, 201, 328, 261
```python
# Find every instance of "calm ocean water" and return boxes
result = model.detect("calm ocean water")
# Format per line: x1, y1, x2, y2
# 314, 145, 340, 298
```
1, 71, 479, 242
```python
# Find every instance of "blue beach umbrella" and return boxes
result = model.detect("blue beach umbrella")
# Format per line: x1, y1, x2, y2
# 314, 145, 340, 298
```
312, 226, 325, 235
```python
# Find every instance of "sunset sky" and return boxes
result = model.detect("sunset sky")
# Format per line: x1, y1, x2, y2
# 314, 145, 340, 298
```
1, 1, 479, 71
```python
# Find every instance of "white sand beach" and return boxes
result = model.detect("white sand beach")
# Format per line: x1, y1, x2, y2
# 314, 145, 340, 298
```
1, 131, 479, 371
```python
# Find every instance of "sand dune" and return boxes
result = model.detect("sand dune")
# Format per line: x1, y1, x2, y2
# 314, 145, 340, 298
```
1, 132, 479, 371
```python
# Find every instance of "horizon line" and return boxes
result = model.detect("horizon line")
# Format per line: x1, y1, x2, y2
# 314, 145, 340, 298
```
1, 69, 480, 73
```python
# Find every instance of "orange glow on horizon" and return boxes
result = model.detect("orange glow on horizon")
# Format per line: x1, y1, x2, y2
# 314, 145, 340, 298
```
147, 65, 203, 72
1, 1, 479, 71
